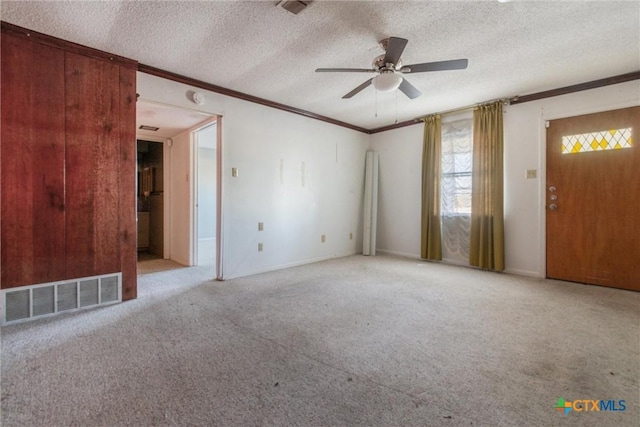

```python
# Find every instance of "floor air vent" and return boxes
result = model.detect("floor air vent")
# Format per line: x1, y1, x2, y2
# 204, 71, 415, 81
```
2, 273, 121, 324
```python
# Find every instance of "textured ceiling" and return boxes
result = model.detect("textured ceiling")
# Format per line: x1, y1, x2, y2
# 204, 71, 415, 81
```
2, 1, 639, 130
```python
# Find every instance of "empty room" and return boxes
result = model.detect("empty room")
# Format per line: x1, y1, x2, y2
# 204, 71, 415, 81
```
1, 1, 638, 426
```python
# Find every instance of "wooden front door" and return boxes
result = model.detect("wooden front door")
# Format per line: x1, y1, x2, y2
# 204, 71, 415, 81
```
546, 106, 640, 291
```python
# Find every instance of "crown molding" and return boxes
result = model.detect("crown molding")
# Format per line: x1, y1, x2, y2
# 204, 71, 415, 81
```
509, 71, 640, 105
137, 63, 370, 134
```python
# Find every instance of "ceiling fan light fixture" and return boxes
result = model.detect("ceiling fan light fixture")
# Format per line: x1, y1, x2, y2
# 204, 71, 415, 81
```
373, 73, 403, 93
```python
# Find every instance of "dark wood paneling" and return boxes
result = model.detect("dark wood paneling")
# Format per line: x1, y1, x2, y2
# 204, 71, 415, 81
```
1, 33, 66, 288
2, 23, 138, 299
119, 67, 138, 300
1, 21, 137, 70
64, 52, 121, 279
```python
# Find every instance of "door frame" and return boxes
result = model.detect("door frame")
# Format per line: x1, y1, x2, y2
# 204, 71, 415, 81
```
190, 116, 224, 280
539, 100, 640, 279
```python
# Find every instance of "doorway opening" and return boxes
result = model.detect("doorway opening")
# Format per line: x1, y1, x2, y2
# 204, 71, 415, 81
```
135, 100, 221, 277
137, 139, 164, 262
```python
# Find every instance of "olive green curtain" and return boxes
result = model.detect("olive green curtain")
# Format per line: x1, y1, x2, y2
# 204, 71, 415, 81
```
421, 115, 442, 260
469, 102, 504, 271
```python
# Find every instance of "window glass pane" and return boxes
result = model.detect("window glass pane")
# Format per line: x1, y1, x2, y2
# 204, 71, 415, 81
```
441, 119, 473, 215
441, 118, 473, 264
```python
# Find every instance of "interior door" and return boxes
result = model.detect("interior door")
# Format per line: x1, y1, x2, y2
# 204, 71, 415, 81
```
546, 106, 640, 291
194, 122, 217, 267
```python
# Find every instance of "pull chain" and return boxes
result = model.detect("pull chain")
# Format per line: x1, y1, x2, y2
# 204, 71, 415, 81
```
395, 90, 398, 124
375, 89, 378, 118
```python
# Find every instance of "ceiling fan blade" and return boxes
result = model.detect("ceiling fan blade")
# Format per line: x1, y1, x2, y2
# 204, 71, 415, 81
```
342, 78, 373, 99
400, 58, 468, 73
316, 68, 376, 73
383, 37, 408, 65
398, 78, 422, 99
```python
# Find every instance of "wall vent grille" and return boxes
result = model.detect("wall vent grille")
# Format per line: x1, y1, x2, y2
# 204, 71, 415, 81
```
276, 0, 312, 15
1, 273, 121, 325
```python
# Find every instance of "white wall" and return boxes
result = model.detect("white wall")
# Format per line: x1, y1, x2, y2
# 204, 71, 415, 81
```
137, 72, 369, 279
369, 125, 423, 259
370, 80, 640, 277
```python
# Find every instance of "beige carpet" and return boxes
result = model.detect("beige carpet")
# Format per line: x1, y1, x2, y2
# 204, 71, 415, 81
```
1, 255, 638, 426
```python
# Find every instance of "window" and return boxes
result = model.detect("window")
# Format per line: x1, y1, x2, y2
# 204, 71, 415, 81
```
441, 118, 473, 263
562, 128, 632, 154
442, 119, 473, 215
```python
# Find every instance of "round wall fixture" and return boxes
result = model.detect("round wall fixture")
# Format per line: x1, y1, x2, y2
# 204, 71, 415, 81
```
192, 91, 205, 105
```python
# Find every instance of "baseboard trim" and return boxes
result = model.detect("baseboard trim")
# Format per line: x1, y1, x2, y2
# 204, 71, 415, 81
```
222, 249, 543, 281
224, 251, 358, 280
335, 250, 359, 258
376, 249, 421, 260
378, 251, 544, 278
504, 268, 543, 278
441, 258, 470, 267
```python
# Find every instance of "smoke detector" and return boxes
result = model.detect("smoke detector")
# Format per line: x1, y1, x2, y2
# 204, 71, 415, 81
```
191, 92, 205, 105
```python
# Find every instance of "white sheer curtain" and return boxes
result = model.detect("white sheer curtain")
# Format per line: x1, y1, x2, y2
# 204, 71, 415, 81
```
441, 118, 473, 264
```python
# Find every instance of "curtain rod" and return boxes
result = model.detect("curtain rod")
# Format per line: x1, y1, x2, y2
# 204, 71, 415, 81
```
417, 98, 510, 121
369, 97, 512, 134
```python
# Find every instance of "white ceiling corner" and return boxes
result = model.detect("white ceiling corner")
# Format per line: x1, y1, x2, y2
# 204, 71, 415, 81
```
2, 1, 638, 130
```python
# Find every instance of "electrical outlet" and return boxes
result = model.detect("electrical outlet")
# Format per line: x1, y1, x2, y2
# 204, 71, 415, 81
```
321, 235, 326, 243
526, 169, 537, 179
349, 232, 353, 240
258, 222, 264, 231
258, 243, 263, 252
232, 167, 238, 177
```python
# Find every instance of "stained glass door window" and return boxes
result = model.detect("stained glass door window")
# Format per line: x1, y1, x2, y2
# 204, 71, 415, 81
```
562, 128, 632, 154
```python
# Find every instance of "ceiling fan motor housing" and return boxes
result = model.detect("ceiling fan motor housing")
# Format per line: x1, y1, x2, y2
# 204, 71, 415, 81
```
373, 54, 402, 72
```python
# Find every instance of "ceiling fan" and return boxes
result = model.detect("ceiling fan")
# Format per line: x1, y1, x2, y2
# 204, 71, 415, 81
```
316, 37, 468, 99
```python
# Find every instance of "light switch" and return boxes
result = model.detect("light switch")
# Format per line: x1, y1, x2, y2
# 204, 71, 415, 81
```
321, 235, 326, 243
258, 222, 264, 231
232, 167, 238, 177
526, 169, 537, 179
258, 243, 263, 252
